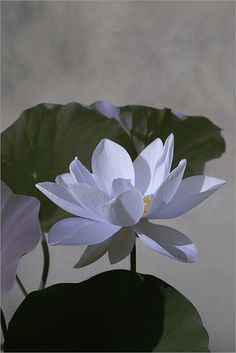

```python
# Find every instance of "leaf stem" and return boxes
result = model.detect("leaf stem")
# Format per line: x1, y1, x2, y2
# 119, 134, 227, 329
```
39, 232, 50, 290
1, 308, 7, 341
16, 275, 27, 297
130, 243, 136, 272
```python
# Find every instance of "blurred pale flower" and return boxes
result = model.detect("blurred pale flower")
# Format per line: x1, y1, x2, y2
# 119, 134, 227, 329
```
36, 134, 225, 266
1, 181, 41, 295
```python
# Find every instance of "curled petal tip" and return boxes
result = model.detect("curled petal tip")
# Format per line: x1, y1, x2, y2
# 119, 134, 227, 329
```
101, 138, 113, 145
180, 158, 187, 165
207, 177, 226, 189
35, 182, 47, 192
185, 244, 198, 263
97, 138, 106, 147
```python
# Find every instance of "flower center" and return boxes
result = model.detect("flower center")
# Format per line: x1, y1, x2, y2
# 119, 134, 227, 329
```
142, 195, 151, 217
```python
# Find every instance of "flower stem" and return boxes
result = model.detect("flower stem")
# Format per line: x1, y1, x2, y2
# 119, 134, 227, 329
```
1, 308, 7, 341
16, 275, 27, 297
130, 243, 136, 272
39, 232, 50, 290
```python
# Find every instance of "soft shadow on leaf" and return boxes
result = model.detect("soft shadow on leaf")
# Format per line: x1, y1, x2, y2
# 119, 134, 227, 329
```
4, 270, 209, 352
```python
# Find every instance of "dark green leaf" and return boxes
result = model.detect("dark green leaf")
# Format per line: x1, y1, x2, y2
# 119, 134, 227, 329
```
118, 105, 225, 176
154, 283, 210, 352
4, 270, 209, 352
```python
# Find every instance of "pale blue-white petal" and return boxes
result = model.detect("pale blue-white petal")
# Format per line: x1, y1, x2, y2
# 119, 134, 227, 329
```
111, 178, 133, 197
55, 173, 76, 187
1, 181, 12, 212
74, 238, 111, 268
148, 159, 187, 218
99, 188, 144, 226
156, 176, 225, 219
90, 100, 120, 119
1, 262, 18, 297
48, 218, 120, 246
69, 157, 96, 187
36, 182, 97, 220
92, 139, 135, 195
69, 183, 111, 220
147, 133, 174, 194
74, 226, 136, 267
133, 137, 163, 194
135, 220, 197, 263
171, 109, 186, 120
1, 193, 41, 295
108, 227, 136, 264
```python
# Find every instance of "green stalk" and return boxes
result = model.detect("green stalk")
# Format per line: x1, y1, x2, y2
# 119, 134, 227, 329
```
130, 243, 136, 272
1, 308, 7, 341
16, 275, 27, 297
39, 232, 50, 290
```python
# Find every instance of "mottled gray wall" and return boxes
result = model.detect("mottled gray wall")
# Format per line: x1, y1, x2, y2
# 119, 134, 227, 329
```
1, 1, 235, 352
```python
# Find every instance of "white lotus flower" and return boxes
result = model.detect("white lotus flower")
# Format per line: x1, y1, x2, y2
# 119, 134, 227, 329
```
36, 134, 225, 266
1, 181, 41, 295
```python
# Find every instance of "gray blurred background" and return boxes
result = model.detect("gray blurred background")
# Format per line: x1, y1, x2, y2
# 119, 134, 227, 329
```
1, 1, 235, 351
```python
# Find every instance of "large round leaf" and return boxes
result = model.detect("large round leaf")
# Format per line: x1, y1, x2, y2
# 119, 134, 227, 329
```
1, 102, 136, 231
4, 270, 209, 352
89, 101, 225, 175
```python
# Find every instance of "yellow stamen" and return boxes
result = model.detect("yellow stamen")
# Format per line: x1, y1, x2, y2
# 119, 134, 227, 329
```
142, 195, 151, 217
